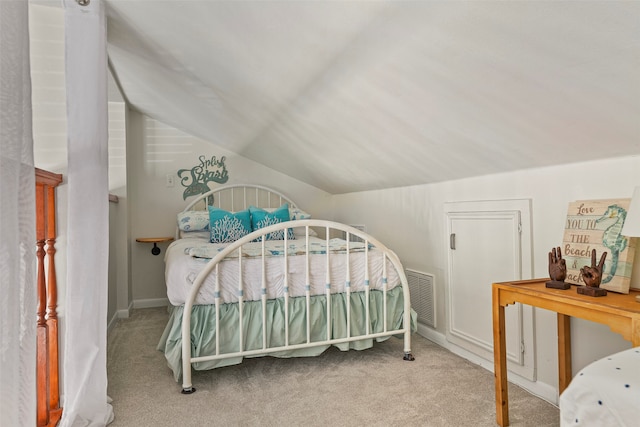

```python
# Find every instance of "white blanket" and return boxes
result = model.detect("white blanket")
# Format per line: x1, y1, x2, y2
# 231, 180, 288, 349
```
164, 236, 400, 306
559, 346, 640, 426
186, 236, 369, 259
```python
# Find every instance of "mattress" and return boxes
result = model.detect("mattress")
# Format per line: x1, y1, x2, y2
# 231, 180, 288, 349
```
559, 346, 640, 426
164, 235, 401, 306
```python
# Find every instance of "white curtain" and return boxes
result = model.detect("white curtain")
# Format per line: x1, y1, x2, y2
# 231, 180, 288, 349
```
0, 1, 36, 426
60, 0, 113, 425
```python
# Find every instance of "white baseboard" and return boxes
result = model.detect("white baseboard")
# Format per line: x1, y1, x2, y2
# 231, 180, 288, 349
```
107, 311, 119, 334
116, 301, 134, 319
107, 302, 134, 335
132, 298, 169, 309
415, 323, 559, 406
117, 309, 130, 319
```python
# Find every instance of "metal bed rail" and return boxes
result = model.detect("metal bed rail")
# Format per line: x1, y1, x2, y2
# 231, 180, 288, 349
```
180, 219, 414, 394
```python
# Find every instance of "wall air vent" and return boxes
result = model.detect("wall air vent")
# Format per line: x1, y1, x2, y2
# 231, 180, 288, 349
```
406, 269, 436, 328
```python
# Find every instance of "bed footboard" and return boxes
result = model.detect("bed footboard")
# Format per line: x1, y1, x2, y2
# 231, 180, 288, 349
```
179, 220, 414, 393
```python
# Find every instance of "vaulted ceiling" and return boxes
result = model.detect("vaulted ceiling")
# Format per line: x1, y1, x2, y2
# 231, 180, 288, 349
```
105, 0, 640, 194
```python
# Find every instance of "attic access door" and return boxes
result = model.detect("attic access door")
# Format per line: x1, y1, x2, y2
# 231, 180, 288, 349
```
445, 199, 534, 381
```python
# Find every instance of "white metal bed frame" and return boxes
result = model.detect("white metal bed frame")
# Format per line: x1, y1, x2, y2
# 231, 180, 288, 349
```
175, 184, 415, 394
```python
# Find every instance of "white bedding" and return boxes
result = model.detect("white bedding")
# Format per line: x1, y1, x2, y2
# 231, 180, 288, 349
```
164, 235, 401, 306
559, 346, 640, 426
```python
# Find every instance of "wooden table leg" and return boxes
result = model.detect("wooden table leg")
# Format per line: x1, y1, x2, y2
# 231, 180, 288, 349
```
493, 287, 509, 427
557, 313, 572, 394
632, 317, 640, 347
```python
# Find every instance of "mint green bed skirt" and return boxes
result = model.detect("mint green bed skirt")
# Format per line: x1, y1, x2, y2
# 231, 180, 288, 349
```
158, 287, 416, 381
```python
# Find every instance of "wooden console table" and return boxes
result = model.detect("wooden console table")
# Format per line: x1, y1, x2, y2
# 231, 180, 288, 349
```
492, 278, 640, 427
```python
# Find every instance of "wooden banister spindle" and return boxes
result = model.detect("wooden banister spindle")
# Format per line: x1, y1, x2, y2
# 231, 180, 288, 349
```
45, 183, 62, 424
35, 168, 63, 427
36, 183, 47, 327
36, 182, 49, 426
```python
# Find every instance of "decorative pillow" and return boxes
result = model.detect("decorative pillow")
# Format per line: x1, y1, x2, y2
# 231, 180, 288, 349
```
289, 207, 311, 220
293, 226, 318, 238
177, 210, 210, 231
293, 227, 318, 239
263, 206, 312, 221
249, 204, 295, 241
207, 206, 252, 243
179, 230, 211, 240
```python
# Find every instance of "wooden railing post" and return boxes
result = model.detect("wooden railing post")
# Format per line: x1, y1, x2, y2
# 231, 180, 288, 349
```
35, 168, 63, 427
36, 182, 49, 427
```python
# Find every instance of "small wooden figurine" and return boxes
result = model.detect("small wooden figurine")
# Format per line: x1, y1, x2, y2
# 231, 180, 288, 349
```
577, 249, 608, 297
546, 247, 570, 289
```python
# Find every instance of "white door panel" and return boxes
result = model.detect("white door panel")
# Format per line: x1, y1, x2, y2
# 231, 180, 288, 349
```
445, 200, 534, 380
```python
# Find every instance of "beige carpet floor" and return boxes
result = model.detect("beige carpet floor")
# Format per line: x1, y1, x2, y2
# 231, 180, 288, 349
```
107, 307, 559, 426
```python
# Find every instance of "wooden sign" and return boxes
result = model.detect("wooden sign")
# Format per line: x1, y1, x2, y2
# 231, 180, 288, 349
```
177, 155, 229, 200
563, 198, 636, 293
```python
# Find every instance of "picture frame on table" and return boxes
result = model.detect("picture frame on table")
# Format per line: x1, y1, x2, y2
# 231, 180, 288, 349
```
562, 198, 636, 293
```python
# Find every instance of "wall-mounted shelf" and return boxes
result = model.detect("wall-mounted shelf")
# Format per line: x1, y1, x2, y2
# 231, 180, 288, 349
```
136, 237, 174, 255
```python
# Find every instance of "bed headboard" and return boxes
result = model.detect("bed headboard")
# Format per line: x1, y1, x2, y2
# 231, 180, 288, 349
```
176, 184, 308, 240
181, 184, 298, 212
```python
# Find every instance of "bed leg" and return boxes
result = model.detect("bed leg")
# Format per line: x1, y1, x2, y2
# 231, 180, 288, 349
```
403, 352, 415, 361
181, 387, 196, 394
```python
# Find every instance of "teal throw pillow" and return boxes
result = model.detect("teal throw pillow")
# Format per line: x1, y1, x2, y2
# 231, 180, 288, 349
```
207, 206, 252, 243
249, 204, 295, 241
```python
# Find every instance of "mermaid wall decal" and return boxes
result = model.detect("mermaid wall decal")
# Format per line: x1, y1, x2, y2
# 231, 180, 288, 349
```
596, 204, 628, 284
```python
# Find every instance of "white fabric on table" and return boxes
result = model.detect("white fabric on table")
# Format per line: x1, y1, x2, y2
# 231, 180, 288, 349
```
560, 346, 640, 427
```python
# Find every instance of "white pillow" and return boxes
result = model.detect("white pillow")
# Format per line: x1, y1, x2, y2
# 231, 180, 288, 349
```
177, 210, 209, 232
290, 207, 311, 220
179, 230, 211, 240
293, 226, 318, 237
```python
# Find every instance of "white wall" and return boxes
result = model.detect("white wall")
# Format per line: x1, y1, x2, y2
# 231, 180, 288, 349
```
126, 110, 333, 305
331, 155, 640, 402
